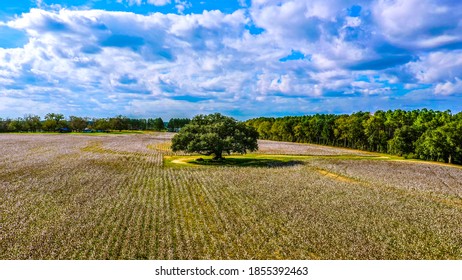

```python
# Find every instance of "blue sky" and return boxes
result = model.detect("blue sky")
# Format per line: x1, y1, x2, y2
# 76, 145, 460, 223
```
1, 0, 462, 120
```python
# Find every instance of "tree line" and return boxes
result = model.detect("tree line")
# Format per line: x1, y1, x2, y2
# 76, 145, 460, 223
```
2, 109, 461, 164
0, 113, 191, 133
246, 109, 462, 164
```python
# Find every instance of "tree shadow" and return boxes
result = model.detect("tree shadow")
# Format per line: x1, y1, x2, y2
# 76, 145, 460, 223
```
188, 157, 305, 168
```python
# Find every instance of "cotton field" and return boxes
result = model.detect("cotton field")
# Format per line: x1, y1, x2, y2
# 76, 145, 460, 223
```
1, 133, 461, 259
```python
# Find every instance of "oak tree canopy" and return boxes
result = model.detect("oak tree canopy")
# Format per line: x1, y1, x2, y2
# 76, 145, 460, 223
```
171, 113, 259, 160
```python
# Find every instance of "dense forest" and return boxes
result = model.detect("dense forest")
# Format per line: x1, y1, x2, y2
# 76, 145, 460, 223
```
0, 113, 190, 133
246, 109, 462, 164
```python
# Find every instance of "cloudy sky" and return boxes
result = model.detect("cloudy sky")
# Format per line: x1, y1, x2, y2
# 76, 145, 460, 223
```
1, 0, 461, 119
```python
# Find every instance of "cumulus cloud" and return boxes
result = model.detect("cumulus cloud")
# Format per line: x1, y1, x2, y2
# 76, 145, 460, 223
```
0, 0, 461, 118
373, 0, 462, 50
434, 78, 462, 95
407, 50, 462, 83
1, 8, 253, 116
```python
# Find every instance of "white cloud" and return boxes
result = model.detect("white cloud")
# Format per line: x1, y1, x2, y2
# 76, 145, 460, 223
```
373, 0, 462, 50
238, 0, 248, 7
434, 78, 462, 95
1, 9, 256, 116
344, 16, 361, 28
407, 51, 462, 84
147, 0, 171, 6
1, 1, 461, 118
0, 96, 52, 116
173, 0, 192, 14
126, 0, 142, 6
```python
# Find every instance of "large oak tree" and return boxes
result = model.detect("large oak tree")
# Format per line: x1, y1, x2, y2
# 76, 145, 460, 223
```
171, 113, 258, 160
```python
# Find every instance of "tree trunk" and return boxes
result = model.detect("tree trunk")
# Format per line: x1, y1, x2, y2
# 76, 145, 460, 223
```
213, 151, 223, 160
